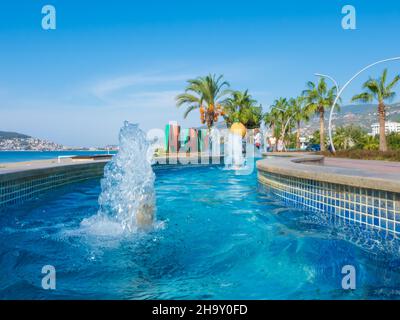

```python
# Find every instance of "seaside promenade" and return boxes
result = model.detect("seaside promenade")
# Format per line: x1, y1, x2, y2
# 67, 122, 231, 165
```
0, 156, 111, 174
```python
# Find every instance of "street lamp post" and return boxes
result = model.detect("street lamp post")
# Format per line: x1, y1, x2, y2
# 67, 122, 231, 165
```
314, 73, 340, 153
318, 57, 400, 154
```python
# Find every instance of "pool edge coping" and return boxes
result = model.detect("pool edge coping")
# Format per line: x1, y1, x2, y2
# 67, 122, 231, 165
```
257, 155, 400, 193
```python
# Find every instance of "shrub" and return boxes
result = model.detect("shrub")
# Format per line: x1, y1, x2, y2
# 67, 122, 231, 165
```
333, 125, 367, 150
319, 149, 400, 161
311, 125, 400, 152
387, 132, 400, 150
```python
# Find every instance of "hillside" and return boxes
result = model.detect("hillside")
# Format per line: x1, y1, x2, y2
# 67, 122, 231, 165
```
0, 130, 64, 151
0, 131, 31, 139
302, 102, 400, 137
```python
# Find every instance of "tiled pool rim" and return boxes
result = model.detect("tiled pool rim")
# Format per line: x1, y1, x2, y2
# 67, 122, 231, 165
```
0, 156, 224, 208
2, 154, 400, 236
257, 155, 400, 235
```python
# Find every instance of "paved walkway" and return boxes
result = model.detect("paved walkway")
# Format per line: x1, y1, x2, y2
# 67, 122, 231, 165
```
0, 158, 106, 174
257, 154, 400, 193
324, 157, 400, 175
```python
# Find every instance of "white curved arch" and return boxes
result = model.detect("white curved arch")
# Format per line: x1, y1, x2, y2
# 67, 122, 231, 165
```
327, 57, 400, 153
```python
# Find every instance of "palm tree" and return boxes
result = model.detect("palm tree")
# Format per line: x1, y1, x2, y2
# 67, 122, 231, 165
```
240, 105, 263, 129
222, 90, 262, 129
351, 69, 400, 152
275, 98, 291, 149
333, 126, 365, 150
263, 111, 276, 142
288, 96, 310, 149
303, 78, 338, 151
176, 74, 230, 129
263, 98, 288, 151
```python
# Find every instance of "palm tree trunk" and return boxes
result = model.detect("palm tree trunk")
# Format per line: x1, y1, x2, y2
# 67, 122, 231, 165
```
378, 102, 388, 152
319, 107, 325, 151
296, 120, 301, 149
205, 110, 214, 129
271, 123, 277, 151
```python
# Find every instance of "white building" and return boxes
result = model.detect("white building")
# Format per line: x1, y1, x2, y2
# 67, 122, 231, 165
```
371, 121, 400, 135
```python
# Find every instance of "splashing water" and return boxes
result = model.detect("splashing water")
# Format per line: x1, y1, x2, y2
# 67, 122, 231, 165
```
224, 132, 245, 170
81, 121, 156, 235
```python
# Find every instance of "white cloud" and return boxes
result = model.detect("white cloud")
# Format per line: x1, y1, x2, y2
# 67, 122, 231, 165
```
86, 72, 196, 113
126, 90, 181, 106
90, 73, 191, 99
101, 89, 182, 110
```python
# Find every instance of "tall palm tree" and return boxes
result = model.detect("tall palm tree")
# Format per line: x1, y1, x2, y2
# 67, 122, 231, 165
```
263, 112, 276, 141
275, 98, 290, 146
288, 96, 310, 149
303, 78, 338, 151
176, 74, 231, 129
263, 98, 288, 151
351, 69, 400, 152
222, 90, 262, 128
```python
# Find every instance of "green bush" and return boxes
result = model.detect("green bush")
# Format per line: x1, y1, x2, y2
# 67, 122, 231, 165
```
309, 130, 329, 147
333, 125, 367, 150
388, 132, 400, 150
310, 126, 400, 152
361, 135, 379, 151
319, 149, 400, 161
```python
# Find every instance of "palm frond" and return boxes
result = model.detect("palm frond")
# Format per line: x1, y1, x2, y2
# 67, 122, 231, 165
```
183, 105, 199, 118
381, 68, 388, 86
351, 92, 373, 103
363, 79, 380, 93
175, 93, 200, 107
385, 74, 400, 95
175, 74, 231, 128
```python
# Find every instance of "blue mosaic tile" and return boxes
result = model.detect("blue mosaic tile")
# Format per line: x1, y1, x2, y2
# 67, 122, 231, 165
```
0, 164, 106, 208
259, 171, 400, 236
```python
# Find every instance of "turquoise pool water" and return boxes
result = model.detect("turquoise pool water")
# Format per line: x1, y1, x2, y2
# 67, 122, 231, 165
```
1, 164, 400, 299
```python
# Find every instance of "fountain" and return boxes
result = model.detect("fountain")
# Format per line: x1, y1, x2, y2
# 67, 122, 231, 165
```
224, 131, 245, 170
81, 121, 156, 234
223, 123, 256, 175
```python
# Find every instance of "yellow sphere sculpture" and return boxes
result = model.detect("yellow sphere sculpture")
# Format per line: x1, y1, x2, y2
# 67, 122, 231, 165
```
230, 122, 247, 138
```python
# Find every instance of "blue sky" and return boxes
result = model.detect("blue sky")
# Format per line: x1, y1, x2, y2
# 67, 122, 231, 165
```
1, 0, 400, 146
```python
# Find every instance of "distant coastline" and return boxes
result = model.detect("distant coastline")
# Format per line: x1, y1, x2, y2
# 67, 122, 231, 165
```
0, 149, 114, 152
0, 130, 118, 152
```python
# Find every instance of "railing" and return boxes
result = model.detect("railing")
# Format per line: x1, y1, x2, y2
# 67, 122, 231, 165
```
57, 155, 76, 163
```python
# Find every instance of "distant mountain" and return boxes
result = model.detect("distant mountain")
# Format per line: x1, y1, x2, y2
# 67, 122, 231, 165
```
0, 130, 65, 151
0, 131, 31, 139
339, 102, 400, 115
302, 102, 400, 137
